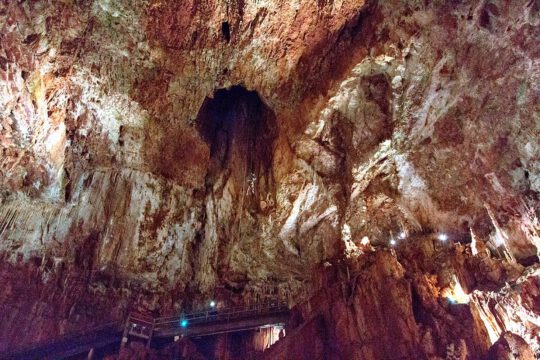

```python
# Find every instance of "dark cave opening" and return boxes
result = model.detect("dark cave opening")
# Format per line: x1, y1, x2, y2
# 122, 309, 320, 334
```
221, 21, 231, 42
196, 86, 277, 210
411, 286, 430, 326
192, 332, 248, 359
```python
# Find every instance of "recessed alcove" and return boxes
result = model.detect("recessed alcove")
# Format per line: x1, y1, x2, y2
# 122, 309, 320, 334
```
196, 86, 277, 210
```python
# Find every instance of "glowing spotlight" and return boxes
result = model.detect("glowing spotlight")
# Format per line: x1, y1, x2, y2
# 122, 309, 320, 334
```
398, 232, 406, 240
360, 236, 370, 246
438, 233, 448, 241
180, 319, 188, 328
390, 239, 397, 246
209, 300, 216, 308
443, 275, 470, 304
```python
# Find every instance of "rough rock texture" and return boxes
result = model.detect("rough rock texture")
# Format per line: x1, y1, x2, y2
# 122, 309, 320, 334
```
262, 237, 540, 360
487, 332, 536, 360
472, 267, 540, 355
103, 329, 279, 360
1, 0, 540, 357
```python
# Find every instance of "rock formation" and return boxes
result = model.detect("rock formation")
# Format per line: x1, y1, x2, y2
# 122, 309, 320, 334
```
1, 0, 540, 358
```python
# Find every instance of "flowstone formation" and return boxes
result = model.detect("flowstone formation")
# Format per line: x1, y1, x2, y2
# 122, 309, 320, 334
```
1, 0, 540, 358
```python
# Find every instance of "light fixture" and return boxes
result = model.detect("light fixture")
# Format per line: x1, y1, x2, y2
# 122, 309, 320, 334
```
360, 236, 370, 246
210, 300, 216, 308
443, 275, 470, 304
180, 319, 188, 328
390, 239, 397, 246
438, 233, 448, 241
398, 232, 406, 239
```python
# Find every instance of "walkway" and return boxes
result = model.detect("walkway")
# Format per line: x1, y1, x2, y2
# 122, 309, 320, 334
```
2, 302, 289, 359
153, 302, 289, 338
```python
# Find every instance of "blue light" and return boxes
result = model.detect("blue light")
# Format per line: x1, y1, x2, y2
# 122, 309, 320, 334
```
181, 319, 188, 327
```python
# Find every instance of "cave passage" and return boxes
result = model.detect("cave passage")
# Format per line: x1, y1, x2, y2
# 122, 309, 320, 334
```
196, 86, 277, 210
221, 21, 231, 42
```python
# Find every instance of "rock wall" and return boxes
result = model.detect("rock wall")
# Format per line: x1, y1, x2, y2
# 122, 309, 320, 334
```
1, 0, 540, 355
262, 237, 540, 360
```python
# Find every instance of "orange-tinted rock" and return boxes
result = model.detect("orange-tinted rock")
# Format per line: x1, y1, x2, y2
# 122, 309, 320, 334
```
488, 332, 536, 360
1, 0, 540, 356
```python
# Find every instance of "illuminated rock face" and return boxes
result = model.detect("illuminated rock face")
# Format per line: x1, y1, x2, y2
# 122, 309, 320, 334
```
263, 240, 540, 360
1, 0, 540, 357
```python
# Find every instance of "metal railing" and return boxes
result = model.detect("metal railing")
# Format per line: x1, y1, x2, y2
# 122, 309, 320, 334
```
153, 302, 289, 332
2, 302, 289, 358
126, 312, 154, 339
120, 311, 155, 349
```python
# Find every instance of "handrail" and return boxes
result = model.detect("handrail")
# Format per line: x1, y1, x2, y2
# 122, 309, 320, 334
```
155, 309, 284, 326
129, 313, 154, 326
3, 302, 289, 357
153, 302, 288, 329
156, 302, 286, 320
156, 303, 286, 320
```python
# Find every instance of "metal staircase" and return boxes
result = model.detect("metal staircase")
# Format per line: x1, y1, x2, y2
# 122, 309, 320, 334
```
120, 312, 155, 349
